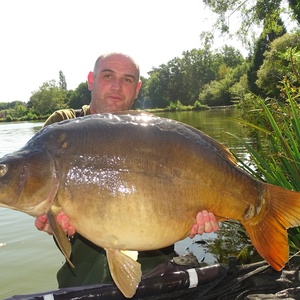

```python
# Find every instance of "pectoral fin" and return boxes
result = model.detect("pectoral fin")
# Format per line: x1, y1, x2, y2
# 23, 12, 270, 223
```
47, 206, 74, 268
106, 248, 142, 298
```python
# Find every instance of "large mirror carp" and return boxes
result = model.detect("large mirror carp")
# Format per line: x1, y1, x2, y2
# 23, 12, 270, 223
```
1, 112, 300, 298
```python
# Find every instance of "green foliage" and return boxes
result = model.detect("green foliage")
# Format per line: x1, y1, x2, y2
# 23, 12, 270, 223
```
256, 32, 300, 99
0, 101, 28, 121
220, 45, 245, 68
247, 17, 287, 96
240, 82, 300, 188
207, 78, 300, 263
27, 80, 68, 115
199, 61, 248, 106
3, 32, 299, 117
199, 79, 231, 106
193, 100, 204, 110
230, 74, 249, 101
167, 101, 177, 112
68, 82, 91, 109
143, 69, 170, 108
288, 0, 300, 25
59, 70, 67, 90
179, 48, 216, 104
132, 76, 148, 110
202, 0, 297, 47
204, 221, 257, 265
143, 45, 245, 108
240, 79, 300, 252
0, 101, 25, 110
5, 115, 12, 122
167, 100, 193, 111
25, 112, 38, 120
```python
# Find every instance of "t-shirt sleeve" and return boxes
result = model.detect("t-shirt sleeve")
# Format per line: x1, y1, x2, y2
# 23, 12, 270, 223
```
43, 109, 76, 127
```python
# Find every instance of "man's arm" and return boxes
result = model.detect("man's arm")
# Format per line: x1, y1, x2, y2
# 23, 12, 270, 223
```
35, 210, 219, 237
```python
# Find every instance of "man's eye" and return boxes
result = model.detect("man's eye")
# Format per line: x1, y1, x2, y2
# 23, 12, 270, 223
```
104, 74, 113, 79
124, 78, 133, 83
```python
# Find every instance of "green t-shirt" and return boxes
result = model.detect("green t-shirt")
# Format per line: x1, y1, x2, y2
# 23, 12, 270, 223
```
44, 106, 175, 287
43, 105, 91, 127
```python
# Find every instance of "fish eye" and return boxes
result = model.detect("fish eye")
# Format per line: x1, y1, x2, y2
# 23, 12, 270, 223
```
0, 164, 8, 177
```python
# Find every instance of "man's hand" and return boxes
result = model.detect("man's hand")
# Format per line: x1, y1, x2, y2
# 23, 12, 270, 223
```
35, 211, 76, 236
189, 210, 219, 238
35, 209, 218, 239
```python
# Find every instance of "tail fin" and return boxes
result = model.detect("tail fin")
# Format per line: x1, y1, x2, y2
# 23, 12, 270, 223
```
244, 183, 300, 271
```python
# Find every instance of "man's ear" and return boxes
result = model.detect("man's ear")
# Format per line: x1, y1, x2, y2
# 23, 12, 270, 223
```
135, 81, 142, 99
87, 71, 94, 91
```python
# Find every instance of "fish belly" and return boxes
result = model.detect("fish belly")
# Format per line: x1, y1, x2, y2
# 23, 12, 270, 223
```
51, 114, 260, 251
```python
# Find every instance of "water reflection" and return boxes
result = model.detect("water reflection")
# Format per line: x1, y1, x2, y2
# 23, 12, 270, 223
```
0, 121, 43, 156
155, 107, 251, 162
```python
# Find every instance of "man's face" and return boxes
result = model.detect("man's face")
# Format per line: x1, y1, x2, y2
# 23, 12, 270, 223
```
88, 54, 142, 114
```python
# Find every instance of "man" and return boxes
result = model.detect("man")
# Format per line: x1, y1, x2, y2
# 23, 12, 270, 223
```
36, 52, 219, 287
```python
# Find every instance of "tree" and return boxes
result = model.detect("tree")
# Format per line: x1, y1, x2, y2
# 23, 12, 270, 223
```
199, 61, 248, 106
0, 101, 28, 119
256, 32, 300, 99
68, 82, 91, 108
288, 0, 300, 23
220, 45, 244, 68
132, 76, 148, 109
202, 0, 298, 47
247, 17, 287, 96
59, 70, 67, 90
144, 45, 246, 108
143, 69, 170, 108
180, 48, 216, 104
28, 80, 68, 115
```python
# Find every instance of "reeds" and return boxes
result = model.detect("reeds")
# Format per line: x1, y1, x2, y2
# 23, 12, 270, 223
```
206, 79, 300, 263
238, 79, 300, 253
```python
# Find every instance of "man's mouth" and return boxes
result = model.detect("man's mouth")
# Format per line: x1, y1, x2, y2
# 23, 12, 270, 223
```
108, 94, 123, 101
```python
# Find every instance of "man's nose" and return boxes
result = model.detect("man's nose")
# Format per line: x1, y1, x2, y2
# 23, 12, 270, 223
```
111, 78, 122, 91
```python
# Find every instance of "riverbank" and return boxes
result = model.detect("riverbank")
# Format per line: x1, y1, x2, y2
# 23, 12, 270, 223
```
0, 104, 239, 123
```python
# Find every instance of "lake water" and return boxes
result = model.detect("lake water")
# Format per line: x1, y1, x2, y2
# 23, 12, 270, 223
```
0, 108, 251, 298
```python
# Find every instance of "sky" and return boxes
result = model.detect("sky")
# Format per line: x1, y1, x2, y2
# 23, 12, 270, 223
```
0, 0, 246, 103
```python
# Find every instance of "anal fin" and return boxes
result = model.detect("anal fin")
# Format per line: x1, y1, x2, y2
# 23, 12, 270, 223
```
106, 248, 141, 298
